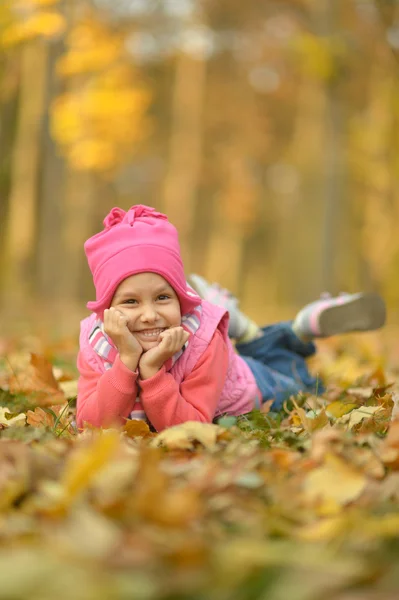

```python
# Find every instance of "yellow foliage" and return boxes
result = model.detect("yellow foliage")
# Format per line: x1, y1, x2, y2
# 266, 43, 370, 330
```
303, 452, 367, 512
293, 33, 342, 82
13, 0, 60, 7
1, 6, 65, 46
57, 21, 122, 76
51, 82, 150, 171
69, 140, 116, 171
51, 18, 151, 172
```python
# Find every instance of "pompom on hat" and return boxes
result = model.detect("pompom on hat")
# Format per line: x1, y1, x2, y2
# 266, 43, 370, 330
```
85, 204, 202, 317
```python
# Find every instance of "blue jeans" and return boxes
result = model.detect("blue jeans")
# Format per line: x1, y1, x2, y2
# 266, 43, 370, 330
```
236, 322, 324, 411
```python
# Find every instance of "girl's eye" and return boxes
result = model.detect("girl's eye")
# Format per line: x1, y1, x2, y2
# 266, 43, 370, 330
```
124, 299, 138, 305
157, 295, 170, 301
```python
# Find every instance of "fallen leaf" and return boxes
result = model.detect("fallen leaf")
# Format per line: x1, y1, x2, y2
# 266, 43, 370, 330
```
0, 407, 26, 428
347, 406, 383, 428
26, 407, 55, 429
61, 431, 120, 501
291, 401, 329, 433
123, 420, 152, 439
326, 401, 358, 418
303, 453, 367, 508
8, 353, 65, 406
151, 421, 225, 451
297, 516, 345, 541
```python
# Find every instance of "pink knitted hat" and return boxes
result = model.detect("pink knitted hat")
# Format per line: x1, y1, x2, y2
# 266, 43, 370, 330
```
85, 204, 202, 317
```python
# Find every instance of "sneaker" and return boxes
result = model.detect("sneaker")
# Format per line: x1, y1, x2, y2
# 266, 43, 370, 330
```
293, 292, 386, 339
188, 274, 249, 339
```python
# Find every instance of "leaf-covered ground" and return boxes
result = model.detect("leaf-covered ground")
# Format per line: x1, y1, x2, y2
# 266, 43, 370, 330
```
1, 333, 399, 600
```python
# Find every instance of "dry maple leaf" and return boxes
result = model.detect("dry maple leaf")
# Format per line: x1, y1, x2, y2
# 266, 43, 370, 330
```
290, 401, 329, 433
26, 407, 56, 429
8, 353, 66, 406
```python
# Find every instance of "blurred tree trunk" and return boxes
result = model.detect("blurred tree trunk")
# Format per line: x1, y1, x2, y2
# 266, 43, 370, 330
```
162, 48, 206, 270
61, 170, 96, 304
204, 61, 258, 295
204, 151, 257, 294
0, 54, 20, 296
319, 0, 345, 293
3, 41, 47, 306
61, 173, 116, 307
275, 77, 326, 305
35, 39, 66, 302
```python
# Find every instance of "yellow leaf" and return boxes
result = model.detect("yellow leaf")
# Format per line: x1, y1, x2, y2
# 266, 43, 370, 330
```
151, 421, 224, 451
297, 516, 345, 541
123, 419, 152, 439
61, 431, 120, 500
347, 405, 382, 428
303, 453, 366, 508
326, 401, 358, 418
364, 514, 399, 538
0, 407, 26, 428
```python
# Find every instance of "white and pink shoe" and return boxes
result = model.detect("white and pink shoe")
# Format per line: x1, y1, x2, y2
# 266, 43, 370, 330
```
292, 292, 386, 339
188, 274, 250, 339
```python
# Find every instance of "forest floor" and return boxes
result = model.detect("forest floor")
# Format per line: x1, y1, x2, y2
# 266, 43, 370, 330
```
1, 329, 399, 600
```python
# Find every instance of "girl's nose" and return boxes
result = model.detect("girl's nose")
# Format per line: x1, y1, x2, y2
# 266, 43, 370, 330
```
140, 304, 157, 322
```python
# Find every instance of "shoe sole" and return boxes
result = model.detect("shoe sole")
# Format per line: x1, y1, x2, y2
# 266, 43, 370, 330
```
318, 293, 386, 336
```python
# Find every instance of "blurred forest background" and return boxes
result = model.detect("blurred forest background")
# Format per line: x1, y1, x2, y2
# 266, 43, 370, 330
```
2, 0, 399, 337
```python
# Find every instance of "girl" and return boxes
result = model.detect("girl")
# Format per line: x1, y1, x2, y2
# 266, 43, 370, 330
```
76, 204, 386, 431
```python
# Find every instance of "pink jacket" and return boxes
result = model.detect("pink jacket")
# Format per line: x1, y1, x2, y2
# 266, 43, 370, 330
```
76, 300, 260, 430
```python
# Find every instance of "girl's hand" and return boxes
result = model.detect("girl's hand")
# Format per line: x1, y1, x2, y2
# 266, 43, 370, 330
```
103, 307, 143, 371
139, 326, 189, 380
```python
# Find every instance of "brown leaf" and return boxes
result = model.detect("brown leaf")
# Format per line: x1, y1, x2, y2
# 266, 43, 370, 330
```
260, 399, 274, 414
123, 419, 153, 439
26, 407, 55, 429
8, 353, 65, 406
291, 401, 329, 433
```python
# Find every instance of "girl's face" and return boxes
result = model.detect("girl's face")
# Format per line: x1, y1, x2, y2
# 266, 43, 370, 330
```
110, 272, 182, 351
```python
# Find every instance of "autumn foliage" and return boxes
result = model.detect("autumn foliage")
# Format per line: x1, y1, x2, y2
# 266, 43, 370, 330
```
1, 336, 399, 599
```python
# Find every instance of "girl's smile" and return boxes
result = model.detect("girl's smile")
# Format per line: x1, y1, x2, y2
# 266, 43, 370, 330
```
110, 273, 182, 351
135, 327, 166, 336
